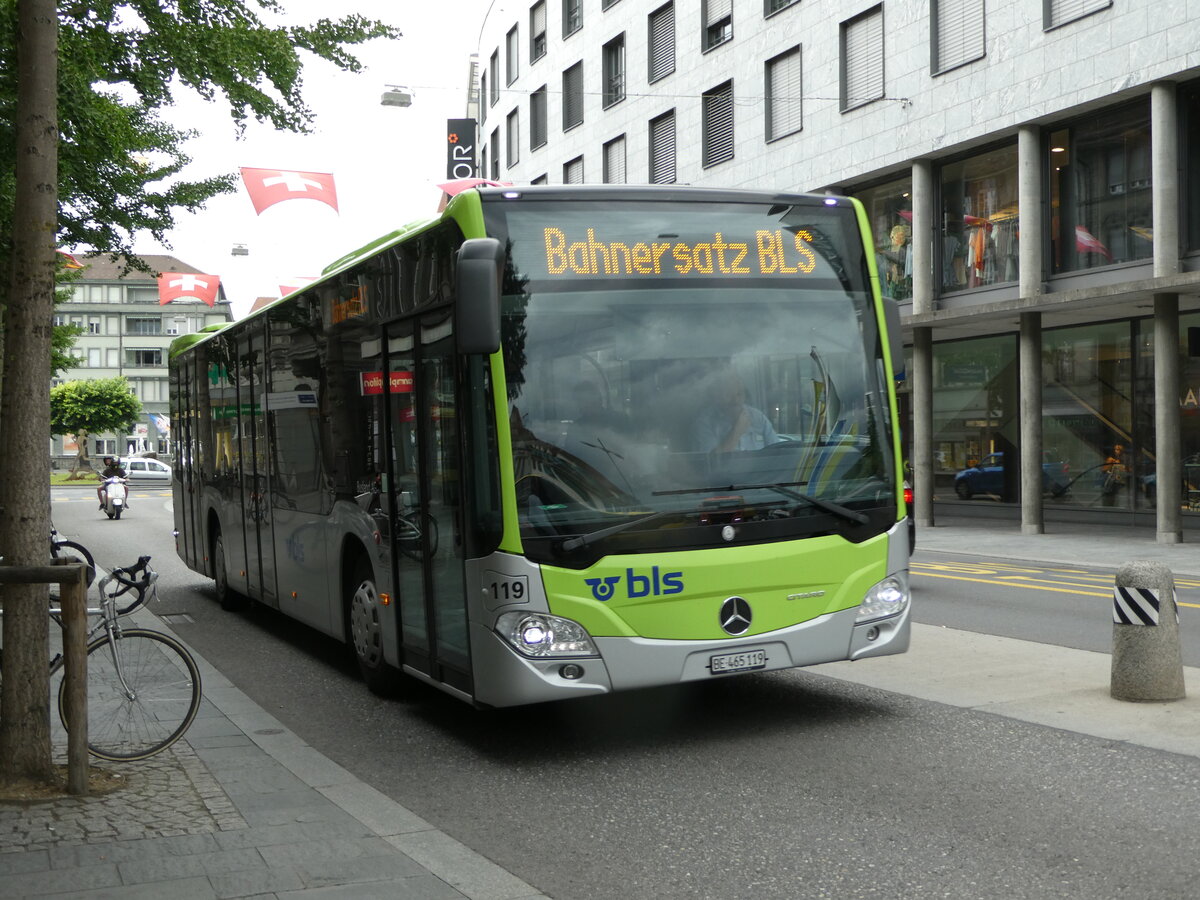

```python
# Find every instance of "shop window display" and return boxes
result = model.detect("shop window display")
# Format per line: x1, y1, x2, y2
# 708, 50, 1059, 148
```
853, 177, 913, 301
939, 144, 1019, 293
1049, 101, 1152, 274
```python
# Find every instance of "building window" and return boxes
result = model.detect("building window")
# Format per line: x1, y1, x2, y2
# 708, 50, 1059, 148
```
125, 349, 163, 367
702, 0, 732, 51
88, 348, 102, 367
530, 84, 548, 149
852, 176, 912, 299
481, 145, 489, 181
532, 173, 549, 184
95, 439, 117, 455
563, 0, 582, 38
490, 128, 501, 179
603, 34, 626, 107
125, 316, 161, 335
562, 61, 584, 131
506, 25, 519, 84
932, 0, 985, 75
649, 110, 676, 184
507, 108, 520, 167
564, 155, 584, 183
1045, 0, 1111, 30
1048, 101, 1152, 274
841, 5, 884, 112
480, 71, 487, 124
530, 1, 547, 62
489, 50, 500, 106
87, 321, 101, 334
648, 2, 675, 82
1185, 82, 1200, 253
702, 80, 734, 167
940, 144, 1020, 293
603, 135, 627, 183
765, 0, 798, 15
765, 46, 802, 141
603, 0, 621, 9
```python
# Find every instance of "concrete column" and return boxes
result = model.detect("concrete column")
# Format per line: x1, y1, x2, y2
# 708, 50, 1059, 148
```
1019, 313, 1043, 534
911, 327, 934, 528
1155, 293, 1182, 543
911, 160, 934, 317
1017, 125, 1044, 299
1152, 82, 1180, 278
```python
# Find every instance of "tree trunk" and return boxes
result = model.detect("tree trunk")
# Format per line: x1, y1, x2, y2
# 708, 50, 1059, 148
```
68, 431, 90, 477
0, 0, 60, 786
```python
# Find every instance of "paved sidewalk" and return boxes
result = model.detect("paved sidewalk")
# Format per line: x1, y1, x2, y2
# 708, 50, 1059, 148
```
3, 515, 1197, 898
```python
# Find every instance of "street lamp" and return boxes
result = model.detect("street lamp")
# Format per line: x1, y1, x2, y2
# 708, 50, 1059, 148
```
381, 85, 413, 107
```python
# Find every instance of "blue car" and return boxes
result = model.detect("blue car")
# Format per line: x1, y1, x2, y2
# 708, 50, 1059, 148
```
954, 452, 1070, 500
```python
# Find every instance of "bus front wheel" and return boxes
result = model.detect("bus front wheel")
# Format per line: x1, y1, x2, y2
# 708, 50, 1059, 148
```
211, 527, 247, 611
346, 557, 403, 696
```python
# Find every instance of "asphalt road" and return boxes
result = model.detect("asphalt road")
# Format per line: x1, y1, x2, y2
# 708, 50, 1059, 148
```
50, 490, 1200, 900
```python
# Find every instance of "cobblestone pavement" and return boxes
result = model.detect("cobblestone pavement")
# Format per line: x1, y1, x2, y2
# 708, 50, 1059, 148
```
0, 740, 246, 853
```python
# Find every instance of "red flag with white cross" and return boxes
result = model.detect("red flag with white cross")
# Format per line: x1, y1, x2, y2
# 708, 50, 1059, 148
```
240, 167, 339, 215
157, 272, 220, 306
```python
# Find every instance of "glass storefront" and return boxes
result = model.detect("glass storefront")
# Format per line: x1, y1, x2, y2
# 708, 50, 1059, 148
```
930, 335, 1017, 501
853, 176, 913, 301
1185, 81, 1200, 253
939, 144, 1020, 293
1049, 101, 1153, 274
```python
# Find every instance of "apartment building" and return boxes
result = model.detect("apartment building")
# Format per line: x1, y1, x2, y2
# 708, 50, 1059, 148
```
51, 254, 233, 462
477, 0, 1200, 538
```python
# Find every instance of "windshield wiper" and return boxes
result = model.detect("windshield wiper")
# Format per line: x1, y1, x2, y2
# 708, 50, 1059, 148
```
559, 509, 690, 553
653, 482, 869, 526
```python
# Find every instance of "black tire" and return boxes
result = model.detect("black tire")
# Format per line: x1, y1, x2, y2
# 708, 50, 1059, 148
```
346, 556, 402, 695
113, 506, 122, 520
59, 628, 202, 761
211, 527, 247, 611
955, 480, 972, 500
50, 539, 96, 588
398, 512, 438, 560
106, 508, 115, 519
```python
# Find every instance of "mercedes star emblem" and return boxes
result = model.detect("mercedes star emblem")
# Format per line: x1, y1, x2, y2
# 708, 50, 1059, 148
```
719, 596, 753, 635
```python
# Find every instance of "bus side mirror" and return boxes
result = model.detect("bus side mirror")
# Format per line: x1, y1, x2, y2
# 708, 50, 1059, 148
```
456, 238, 504, 355
882, 297, 903, 377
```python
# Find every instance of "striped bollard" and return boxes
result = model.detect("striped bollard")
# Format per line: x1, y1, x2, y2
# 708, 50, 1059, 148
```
1111, 561, 1186, 702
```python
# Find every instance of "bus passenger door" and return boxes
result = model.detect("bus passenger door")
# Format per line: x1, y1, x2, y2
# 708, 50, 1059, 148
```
237, 326, 276, 608
384, 316, 472, 695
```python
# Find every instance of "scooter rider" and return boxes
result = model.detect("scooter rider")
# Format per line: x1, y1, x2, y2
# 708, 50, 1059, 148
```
97, 456, 127, 510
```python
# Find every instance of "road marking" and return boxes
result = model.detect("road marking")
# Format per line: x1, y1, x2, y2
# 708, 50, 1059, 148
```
913, 569, 1200, 609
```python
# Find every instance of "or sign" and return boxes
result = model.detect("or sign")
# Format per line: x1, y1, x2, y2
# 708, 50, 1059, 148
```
360, 371, 414, 395
446, 118, 477, 179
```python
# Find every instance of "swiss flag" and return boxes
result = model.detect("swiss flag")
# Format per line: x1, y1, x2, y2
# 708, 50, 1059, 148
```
240, 167, 339, 215
279, 276, 318, 297
1075, 225, 1113, 261
158, 272, 220, 307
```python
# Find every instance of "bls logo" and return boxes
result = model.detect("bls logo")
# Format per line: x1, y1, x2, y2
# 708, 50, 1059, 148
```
585, 567, 685, 602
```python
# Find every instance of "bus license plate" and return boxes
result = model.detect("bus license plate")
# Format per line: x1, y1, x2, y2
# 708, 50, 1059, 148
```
709, 649, 767, 675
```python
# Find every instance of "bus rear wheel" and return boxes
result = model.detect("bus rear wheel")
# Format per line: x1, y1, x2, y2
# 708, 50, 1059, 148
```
346, 557, 402, 696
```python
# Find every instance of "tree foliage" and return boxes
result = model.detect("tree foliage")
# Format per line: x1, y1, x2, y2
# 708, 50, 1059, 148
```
51, 375, 143, 451
0, 0, 400, 289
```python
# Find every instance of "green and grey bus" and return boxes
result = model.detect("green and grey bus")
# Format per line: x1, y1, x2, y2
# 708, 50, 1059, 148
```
169, 185, 911, 707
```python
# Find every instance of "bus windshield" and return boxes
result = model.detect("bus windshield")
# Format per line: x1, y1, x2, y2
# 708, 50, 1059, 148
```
487, 196, 896, 562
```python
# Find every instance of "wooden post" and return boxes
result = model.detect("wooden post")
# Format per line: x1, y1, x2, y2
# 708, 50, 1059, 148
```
0, 561, 90, 794
56, 560, 89, 795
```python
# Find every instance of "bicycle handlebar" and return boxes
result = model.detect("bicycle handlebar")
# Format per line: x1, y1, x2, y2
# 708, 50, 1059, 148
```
97, 555, 157, 616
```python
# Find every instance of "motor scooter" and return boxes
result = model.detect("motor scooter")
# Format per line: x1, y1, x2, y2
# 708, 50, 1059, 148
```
100, 476, 129, 520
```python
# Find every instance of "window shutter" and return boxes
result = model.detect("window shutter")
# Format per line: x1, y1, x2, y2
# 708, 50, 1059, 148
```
706, 0, 732, 26
843, 8, 883, 110
564, 156, 584, 183
702, 82, 734, 167
767, 47, 802, 140
934, 0, 984, 72
648, 4, 675, 82
1048, 0, 1110, 28
604, 136, 626, 183
649, 111, 676, 184
530, 86, 547, 148
563, 63, 583, 129
506, 28, 519, 83
507, 109, 520, 166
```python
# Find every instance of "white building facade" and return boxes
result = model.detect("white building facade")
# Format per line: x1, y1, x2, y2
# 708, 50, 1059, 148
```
52, 254, 233, 464
477, 0, 1200, 539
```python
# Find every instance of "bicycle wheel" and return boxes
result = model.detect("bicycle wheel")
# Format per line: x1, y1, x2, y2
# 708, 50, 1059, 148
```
50, 539, 96, 588
397, 512, 439, 560
58, 628, 202, 761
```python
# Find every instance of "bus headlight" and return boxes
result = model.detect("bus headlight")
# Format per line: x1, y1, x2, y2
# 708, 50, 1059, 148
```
496, 612, 598, 658
856, 573, 909, 623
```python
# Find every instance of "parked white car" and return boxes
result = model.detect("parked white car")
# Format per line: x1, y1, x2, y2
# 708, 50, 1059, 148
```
122, 457, 173, 484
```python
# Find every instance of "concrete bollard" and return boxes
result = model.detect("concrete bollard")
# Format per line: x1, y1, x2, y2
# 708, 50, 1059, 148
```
1111, 560, 1186, 702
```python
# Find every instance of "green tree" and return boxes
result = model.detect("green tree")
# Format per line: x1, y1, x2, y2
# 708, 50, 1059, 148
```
51, 376, 143, 476
0, 0, 398, 792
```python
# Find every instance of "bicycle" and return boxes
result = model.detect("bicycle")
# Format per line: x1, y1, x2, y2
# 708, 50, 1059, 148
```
1, 555, 202, 761
50, 529, 96, 589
